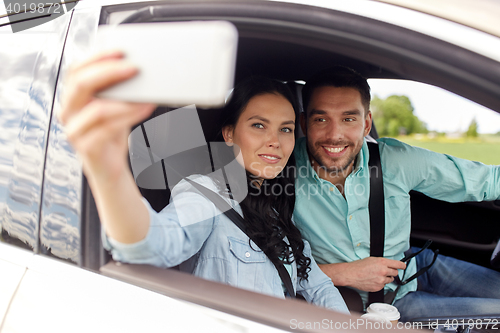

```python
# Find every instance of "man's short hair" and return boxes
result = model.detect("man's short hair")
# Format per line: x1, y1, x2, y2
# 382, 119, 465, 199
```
302, 66, 371, 115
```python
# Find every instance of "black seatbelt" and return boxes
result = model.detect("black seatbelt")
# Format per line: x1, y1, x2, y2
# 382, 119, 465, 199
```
367, 141, 385, 305
185, 178, 296, 298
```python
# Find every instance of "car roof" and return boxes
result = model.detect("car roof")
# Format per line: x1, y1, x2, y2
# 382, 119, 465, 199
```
373, 0, 500, 38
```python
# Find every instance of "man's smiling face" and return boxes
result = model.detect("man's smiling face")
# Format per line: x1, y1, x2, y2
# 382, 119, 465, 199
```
301, 86, 372, 176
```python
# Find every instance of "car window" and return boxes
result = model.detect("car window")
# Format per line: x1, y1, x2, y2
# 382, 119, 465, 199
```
369, 79, 500, 165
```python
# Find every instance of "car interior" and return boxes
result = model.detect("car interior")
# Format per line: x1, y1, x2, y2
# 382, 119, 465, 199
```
88, 0, 500, 322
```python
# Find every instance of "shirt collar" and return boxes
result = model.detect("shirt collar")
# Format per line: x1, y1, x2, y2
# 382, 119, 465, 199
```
352, 139, 368, 175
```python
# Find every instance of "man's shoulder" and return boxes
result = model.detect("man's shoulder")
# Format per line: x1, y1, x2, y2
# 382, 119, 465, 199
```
375, 137, 424, 159
376, 137, 408, 149
375, 137, 442, 178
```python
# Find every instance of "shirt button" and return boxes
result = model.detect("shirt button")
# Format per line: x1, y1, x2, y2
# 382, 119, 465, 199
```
357, 243, 361, 247
349, 215, 353, 220
329, 187, 334, 191
245, 252, 251, 258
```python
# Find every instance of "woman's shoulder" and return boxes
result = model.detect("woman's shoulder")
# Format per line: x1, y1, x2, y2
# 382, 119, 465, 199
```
170, 174, 220, 196
170, 174, 238, 212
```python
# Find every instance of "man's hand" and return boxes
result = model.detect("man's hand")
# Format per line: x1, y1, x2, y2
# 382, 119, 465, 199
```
319, 257, 406, 292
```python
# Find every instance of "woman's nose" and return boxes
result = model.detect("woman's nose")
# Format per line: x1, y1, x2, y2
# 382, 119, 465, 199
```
266, 131, 280, 148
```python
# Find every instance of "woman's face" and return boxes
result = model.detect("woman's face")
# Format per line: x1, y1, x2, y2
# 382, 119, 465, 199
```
222, 93, 296, 180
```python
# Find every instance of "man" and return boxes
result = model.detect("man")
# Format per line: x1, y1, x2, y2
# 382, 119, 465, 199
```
293, 66, 500, 321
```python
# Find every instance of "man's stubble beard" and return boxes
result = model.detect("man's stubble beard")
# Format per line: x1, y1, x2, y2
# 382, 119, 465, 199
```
306, 139, 357, 176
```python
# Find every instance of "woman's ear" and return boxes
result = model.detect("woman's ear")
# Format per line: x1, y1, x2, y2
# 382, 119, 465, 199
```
222, 126, 234, 146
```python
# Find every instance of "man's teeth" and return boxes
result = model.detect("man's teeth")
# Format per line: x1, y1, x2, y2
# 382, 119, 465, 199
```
261, 155, 278, 160
325, 147, 345, 153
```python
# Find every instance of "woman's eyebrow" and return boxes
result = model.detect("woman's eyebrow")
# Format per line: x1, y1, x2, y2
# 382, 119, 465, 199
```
248, 115, 295, 125
247, 115, 269, 123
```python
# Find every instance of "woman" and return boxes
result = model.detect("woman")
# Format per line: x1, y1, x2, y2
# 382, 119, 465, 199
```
59, 51, 348, 313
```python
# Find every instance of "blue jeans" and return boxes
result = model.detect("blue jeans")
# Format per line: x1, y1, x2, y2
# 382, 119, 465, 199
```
393, 248, 500, 322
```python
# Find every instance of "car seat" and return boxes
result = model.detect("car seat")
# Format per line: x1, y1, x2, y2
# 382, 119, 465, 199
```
130, 105, 224, 212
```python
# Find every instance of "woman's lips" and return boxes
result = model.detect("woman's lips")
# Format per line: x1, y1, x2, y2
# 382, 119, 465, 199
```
258, 154, 281, 164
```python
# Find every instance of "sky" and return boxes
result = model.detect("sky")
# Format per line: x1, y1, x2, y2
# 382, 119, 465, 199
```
368, 79, 500, 134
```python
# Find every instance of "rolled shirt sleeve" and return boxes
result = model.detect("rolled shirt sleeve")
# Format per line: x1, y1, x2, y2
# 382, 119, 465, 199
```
379, 138, 500, 202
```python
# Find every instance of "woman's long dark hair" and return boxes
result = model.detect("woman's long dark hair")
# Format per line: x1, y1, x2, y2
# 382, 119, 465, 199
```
217, 76, 311, 281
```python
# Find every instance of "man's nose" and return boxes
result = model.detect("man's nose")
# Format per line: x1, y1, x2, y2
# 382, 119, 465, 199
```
325, 120, 343, 140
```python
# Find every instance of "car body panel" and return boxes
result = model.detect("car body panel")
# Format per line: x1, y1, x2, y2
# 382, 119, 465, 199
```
39, 6, 103, 267
0, 14, 71, 252
0, 242, 285, 333
271, 0, 500, 63
373, 0, 500, 38
0, 243, 31, 325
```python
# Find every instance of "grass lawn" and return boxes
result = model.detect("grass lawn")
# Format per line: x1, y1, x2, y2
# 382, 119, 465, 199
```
394, 135, 500, 165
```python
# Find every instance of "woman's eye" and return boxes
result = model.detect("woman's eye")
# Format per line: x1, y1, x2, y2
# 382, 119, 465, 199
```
281, 127, 294, 133
252, 123, 264, 129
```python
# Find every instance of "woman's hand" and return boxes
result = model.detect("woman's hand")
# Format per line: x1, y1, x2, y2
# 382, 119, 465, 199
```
59, 50, 156, 186
58, 51, 156, 243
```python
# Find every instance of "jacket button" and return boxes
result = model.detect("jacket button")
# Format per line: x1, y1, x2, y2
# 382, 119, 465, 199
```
245, 252, 251, 258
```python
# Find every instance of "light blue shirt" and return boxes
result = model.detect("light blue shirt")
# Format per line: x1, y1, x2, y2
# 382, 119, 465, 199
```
102, 175, 349, 314
293, 137, 500, 306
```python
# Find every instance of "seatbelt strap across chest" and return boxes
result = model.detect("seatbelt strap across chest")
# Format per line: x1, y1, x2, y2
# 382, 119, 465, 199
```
367, 141, 386, 305
185, 178, 296, 298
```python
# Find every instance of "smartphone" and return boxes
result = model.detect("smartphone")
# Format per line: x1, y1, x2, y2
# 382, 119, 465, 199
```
94, 21, 238, 107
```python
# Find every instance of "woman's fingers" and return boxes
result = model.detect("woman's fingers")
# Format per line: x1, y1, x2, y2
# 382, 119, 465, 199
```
59, 59, 139, 125
64, 100, 155, 144
69, 49, 124, 73
73, 114, 136, 158
71, 105, 155, 174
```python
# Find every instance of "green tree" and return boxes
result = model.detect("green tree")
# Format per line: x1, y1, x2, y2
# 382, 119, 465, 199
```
371, 95, 427, 137
466, 118, 478, 137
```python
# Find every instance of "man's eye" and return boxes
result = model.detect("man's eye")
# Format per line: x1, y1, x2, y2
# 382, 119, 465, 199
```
315, 118, 326, 122
281, 127, 294, 133
344, 118, 355, 122
252, 123, 264, 129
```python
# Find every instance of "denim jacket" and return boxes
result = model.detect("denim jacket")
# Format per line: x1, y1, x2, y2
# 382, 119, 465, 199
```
102, 175, 348, 314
